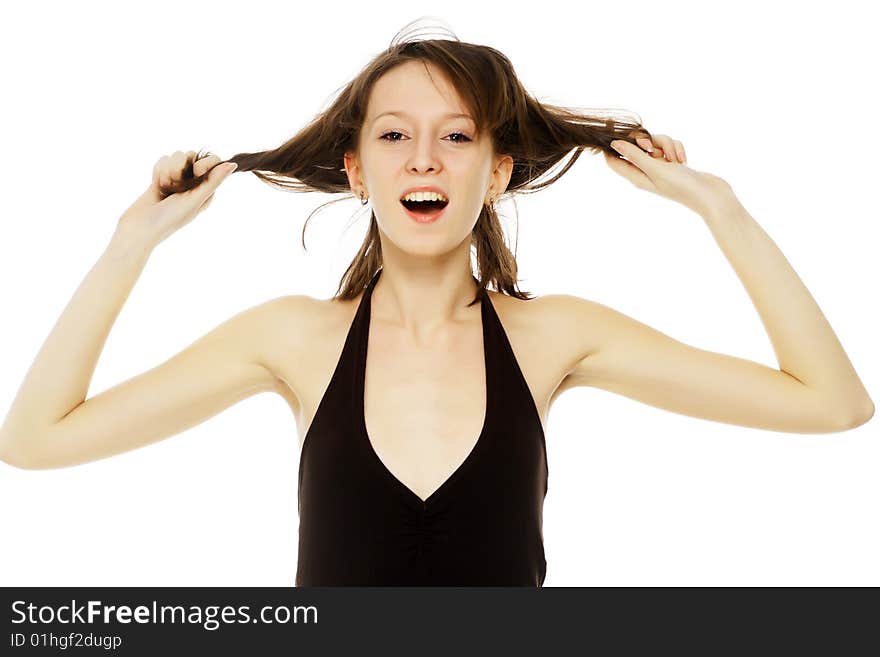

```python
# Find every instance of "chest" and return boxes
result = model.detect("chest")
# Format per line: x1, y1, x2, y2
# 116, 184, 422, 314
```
361, 319, 489, 501
277, 293, 567, 502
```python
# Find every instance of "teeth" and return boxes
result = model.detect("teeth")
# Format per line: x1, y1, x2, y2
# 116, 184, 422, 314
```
401, 191, 448, 203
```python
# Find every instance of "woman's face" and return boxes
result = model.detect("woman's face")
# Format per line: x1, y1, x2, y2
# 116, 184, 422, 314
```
345, 60, 512, 256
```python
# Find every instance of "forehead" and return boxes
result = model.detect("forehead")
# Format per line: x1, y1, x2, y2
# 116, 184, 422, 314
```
367, 61, 472, 123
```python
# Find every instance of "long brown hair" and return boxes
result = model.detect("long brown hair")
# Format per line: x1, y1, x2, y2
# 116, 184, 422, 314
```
218, 20, 652, 305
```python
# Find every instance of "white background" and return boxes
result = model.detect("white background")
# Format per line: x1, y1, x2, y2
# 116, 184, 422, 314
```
0, 1, 876, 586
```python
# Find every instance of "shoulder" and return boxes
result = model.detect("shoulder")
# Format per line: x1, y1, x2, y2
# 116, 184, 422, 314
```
489, 290, 605, 356
229, 293, 327, 375
484, 290, 615, 392
247, 293, 350, 350
237, 294, 316, 339
257, 289, 360, 357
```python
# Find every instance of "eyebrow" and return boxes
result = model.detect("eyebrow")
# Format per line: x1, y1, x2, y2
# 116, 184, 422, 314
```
371, 110, 474, 125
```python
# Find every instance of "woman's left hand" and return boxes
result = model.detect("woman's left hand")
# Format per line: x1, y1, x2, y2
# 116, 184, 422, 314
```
604, 134, 734, 217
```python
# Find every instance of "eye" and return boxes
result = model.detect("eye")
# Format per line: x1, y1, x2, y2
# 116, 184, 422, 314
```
378, 131, 472, 144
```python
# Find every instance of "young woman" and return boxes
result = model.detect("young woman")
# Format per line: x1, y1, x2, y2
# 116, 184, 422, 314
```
0, 34, 873, 587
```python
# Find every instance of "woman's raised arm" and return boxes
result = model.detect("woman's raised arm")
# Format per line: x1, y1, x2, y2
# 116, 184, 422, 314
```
0, 292, 288, 470
0, 150, 293, 469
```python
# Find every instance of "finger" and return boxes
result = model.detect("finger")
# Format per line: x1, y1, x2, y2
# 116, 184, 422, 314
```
159, 151, 219, 195
604, 148, 653, 189
673, 142, 684, 164
169, 150, 209, 189
200, 159, 237, 193
635, 135, 667, 160
651, 135, 666, 160
175, 160, 236, 212
643, 135, 673, 162
153, 155, 172, 189
635, 137, 655, 154
652, 135, 679, 162
610, 139, 657, 171
169, 151, 191, 184
154, 151, 186, 191
193, 152, 222, 178
658, 137, 685, 164
634, 134, 664, 159
674, 140, 687, 164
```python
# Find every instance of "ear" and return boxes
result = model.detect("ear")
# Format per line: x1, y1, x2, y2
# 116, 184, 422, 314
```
343, 151, 363, 191
490, 153, 514, 198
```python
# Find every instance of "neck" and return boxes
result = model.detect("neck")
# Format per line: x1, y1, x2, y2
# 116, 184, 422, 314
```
372, 258, 480, 344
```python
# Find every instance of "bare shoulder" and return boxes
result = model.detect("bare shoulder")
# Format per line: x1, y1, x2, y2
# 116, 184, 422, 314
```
256, 291, 361, 407
525, 292, 608, 349
529, 291, 698, 390
490, 290, 604, 354
495, 291, 635, 392
484, 290, 608, 400
242, 293, 318, 350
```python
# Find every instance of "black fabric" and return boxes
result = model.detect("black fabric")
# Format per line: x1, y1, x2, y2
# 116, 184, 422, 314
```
296, 267, 548, 586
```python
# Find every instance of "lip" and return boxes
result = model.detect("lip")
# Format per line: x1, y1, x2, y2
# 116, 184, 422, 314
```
401, 199, 449, 224
399, 184, 448, 200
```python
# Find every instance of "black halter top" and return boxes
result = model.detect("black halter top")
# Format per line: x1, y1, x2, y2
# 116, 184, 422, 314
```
296, 268, 548, 586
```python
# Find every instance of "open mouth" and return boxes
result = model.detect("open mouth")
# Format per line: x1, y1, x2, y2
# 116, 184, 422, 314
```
400, 197, 449, 216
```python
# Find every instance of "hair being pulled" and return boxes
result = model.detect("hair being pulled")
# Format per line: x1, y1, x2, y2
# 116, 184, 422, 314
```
219, 20, 652, 305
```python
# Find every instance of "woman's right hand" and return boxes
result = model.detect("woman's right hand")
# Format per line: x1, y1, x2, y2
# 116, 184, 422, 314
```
115, 150, 238, 248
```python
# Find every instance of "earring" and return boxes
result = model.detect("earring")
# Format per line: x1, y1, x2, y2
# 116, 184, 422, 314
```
359, 191, 369, 205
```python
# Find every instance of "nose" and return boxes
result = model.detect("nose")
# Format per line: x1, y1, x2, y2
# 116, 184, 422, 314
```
405, 137, 442, 174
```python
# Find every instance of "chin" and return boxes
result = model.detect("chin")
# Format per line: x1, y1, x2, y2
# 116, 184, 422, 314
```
381, 227, 467, 258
